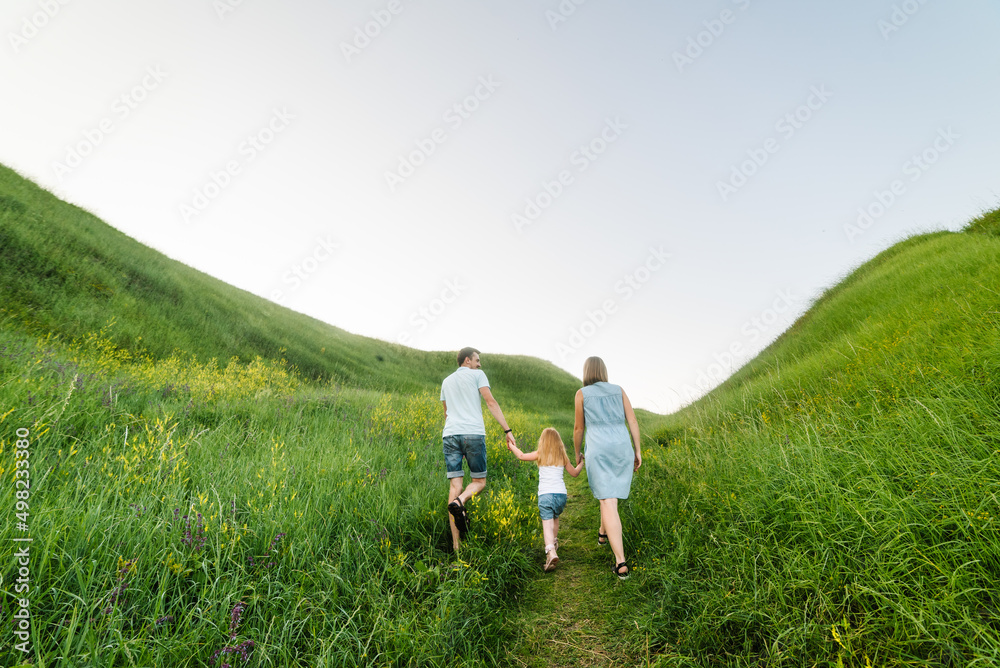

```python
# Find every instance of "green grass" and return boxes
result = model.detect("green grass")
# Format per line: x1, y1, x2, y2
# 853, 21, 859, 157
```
4, 159, 1000, 666
0, 163, 593, 666
504, 471, 649, 668
964, 207, 1000, 238
0, 324, 550, 666
630, 223, 1000, 666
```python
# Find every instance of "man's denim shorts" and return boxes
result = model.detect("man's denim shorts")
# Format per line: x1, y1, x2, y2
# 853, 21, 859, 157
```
443, 434, 487, 479
537, 493, 567, 520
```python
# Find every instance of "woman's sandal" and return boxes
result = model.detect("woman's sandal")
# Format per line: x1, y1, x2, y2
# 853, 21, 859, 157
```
613, 561, 630, 580
597, 531, 609, 546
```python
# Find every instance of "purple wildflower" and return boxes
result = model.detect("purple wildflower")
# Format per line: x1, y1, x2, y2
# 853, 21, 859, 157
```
209, 640, 255, 665
181, 513, 207, 551
229, 601, 246, 639
103, 580, 129, 614
264, 533, 286, 563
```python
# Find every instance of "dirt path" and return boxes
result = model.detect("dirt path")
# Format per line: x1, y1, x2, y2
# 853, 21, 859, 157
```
505, 471, 644, 667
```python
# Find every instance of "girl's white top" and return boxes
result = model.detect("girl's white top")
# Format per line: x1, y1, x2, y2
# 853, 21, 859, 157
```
538, 465, 567, 496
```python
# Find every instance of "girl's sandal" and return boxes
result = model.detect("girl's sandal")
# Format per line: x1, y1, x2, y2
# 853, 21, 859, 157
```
597, 531, 609, 546
613, 561, 629, 580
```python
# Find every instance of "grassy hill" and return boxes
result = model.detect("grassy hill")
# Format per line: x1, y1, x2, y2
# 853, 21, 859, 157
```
1, 163, 603, 667
4, 158, 1000, 666
624, 209, 1000, 666
0, 163, 580, 420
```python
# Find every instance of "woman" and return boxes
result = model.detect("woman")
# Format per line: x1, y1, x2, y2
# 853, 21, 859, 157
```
573, 356, 641, 579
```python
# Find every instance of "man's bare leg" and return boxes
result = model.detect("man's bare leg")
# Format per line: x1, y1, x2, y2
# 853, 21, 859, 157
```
457, 477, 486, 504
449, 477, 486, 551
448, 477, 464, 551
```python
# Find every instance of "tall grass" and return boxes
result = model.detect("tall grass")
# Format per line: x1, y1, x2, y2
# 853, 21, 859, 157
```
6, 158, 997, 665
620, 228, 1000, 666
0, 326, 555, 667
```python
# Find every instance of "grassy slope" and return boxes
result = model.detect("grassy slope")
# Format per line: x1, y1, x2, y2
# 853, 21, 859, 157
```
0, 163, 581, 419
0, 163, 594, 667
628, 213, 1000, 666
7, 158, 1000, 666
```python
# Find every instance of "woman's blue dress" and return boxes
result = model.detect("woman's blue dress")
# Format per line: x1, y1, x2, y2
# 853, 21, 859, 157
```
582, 381, 633, 500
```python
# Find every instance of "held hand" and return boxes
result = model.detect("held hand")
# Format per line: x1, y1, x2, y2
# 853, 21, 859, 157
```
506, 431, 517, 449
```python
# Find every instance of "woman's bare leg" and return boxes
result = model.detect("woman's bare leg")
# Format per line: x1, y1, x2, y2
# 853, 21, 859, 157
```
599, 498, 627, 573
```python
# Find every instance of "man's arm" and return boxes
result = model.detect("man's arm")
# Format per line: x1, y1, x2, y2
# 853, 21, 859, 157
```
441, 400, 447, 421
480, 387, 516, 447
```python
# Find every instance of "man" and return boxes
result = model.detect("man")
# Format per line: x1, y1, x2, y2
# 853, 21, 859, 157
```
440, 346, 516, 551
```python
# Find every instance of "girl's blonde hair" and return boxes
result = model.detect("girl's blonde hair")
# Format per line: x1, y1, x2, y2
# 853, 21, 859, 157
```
536, 427, 570, 467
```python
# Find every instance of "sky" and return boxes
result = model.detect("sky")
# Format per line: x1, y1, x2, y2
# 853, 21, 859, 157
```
3, 0, 999, 414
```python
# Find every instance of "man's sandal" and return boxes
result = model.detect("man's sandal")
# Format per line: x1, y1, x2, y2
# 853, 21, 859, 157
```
613, 561, 630, 580
544, 546, 559, 572
598, 531, 609, 546
448, 498, 468, 537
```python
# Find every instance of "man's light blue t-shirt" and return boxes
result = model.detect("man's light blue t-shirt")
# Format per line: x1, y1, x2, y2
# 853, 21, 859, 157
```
440, 367, 490, 437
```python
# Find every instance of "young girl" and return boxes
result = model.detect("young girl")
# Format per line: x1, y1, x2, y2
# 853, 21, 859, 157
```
508, 428, 585, 572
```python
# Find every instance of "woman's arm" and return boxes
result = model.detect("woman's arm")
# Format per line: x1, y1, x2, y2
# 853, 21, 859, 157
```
573, 389, 585, 465
621, 389, 642, 471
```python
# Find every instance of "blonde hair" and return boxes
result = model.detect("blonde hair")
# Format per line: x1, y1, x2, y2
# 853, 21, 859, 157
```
582, 356, 608, 386
536, 428, 570, 467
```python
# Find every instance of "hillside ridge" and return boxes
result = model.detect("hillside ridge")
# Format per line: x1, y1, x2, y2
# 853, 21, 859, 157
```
0, 163, 581, 416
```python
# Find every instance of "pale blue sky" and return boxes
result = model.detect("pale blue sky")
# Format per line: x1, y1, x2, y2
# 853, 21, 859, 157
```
3, 0, 999, 412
